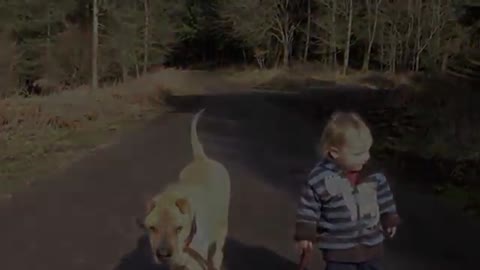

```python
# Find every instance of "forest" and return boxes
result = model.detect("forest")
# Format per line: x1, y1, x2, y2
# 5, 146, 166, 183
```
0, 0, 478, 96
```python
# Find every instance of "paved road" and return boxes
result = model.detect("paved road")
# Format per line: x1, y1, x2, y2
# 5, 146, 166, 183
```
1, 88, 479, 270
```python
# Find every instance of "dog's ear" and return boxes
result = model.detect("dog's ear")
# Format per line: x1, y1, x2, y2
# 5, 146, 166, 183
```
175, 198, 190, 214
135, 217, 146, 230
137, 199, 154, 231
145, 199, 156, 215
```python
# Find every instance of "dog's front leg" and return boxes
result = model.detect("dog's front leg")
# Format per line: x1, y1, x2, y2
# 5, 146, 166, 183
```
209, 226, 227, 270
181, 253, 205, 270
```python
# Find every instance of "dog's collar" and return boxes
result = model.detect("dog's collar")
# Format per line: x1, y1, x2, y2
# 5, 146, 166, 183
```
183, 246, 208, 270
184, 214, 197, 248
182, 214, 209, 269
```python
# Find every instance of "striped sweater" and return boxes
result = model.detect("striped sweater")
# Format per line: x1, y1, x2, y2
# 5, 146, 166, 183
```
294, 157, 400, 262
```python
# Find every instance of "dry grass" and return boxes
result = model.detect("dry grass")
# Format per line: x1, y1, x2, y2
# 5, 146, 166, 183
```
0, 73, 171, 195
219, 66, 287, 88
148, 66, 288, 93
236, 63, 422, 93
0, 67, 293, 196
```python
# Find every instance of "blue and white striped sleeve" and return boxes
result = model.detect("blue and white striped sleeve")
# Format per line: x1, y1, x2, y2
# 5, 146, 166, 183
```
294, 178, 322, 242
374, 173, 401, 228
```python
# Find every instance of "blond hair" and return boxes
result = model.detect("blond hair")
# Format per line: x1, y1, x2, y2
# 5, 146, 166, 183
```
318, 111, 372, 156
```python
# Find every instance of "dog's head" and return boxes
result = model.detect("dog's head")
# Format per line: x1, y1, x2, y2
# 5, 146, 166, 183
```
139, 195, 196, 265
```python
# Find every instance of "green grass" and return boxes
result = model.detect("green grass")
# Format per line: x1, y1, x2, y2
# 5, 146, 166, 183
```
434, 183, 480, 217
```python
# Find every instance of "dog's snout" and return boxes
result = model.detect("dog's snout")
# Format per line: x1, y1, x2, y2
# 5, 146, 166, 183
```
156, 247, 173, 259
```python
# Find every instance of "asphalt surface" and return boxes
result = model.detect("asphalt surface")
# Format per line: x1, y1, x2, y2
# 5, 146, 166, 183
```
0, 87, 479, 270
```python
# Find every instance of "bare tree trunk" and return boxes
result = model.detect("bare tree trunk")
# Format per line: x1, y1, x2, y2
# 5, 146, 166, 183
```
441, 52, 449, 72
242, 49, 247, 66
282, 43, 289, 67
254, 47, 267, 69
416, 24, 442, 71
121, 63, 128, 82
398, 40, 404, 70
271, 0, 296, 68
415, 50, 421, 72
380, 24, 385, 71
362, 0, 382, 71
91, 0, 98, 90
362, 0, 372, 71
403, 0, 414, 68
433, 0, 442, 69
414, 0, 422, 71
413, 0, 443, 73
303, 0, 311, 62
143, 0, 150, 75
121, 50, 129, 82
276, 43, 283, 67
281, 0, 293, 67
46, 5, 52, 74
343, 0, 353, 75
389, 26, 397, 72
322, 44, 329, 66
331, 0, 337, 69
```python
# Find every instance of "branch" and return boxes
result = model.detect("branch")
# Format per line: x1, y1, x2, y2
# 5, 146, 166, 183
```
418, 23, 444, 54
273, 14, 286, 42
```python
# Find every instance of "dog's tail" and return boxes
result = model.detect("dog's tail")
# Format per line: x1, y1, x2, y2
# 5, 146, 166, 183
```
191, 108, 207, 159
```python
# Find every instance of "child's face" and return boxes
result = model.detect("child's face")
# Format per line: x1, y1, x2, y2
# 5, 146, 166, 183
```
329, 128, 372, 171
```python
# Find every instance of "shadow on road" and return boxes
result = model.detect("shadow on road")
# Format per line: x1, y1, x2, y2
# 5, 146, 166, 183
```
223, 238, 299, 270
114, 234, 160, 270
114, 234, 299, 270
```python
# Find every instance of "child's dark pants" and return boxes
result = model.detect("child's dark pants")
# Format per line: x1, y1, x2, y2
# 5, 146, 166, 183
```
325, 259, 382, 270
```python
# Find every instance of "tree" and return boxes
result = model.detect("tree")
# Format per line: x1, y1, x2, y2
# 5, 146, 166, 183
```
343, 0, 353, 75
362, 0, 383, 71
143, 0, 150, 75
313, 0, 341, 69
91, 0, 98, 90
303, 0, 312, 62
218, 0, 300, 67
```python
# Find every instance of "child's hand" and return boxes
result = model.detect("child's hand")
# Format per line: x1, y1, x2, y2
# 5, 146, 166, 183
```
385, 226, 397, 238
295, 240, 313, 253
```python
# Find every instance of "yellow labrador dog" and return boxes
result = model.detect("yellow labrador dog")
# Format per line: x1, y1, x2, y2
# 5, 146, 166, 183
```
142, 109, 230, 270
